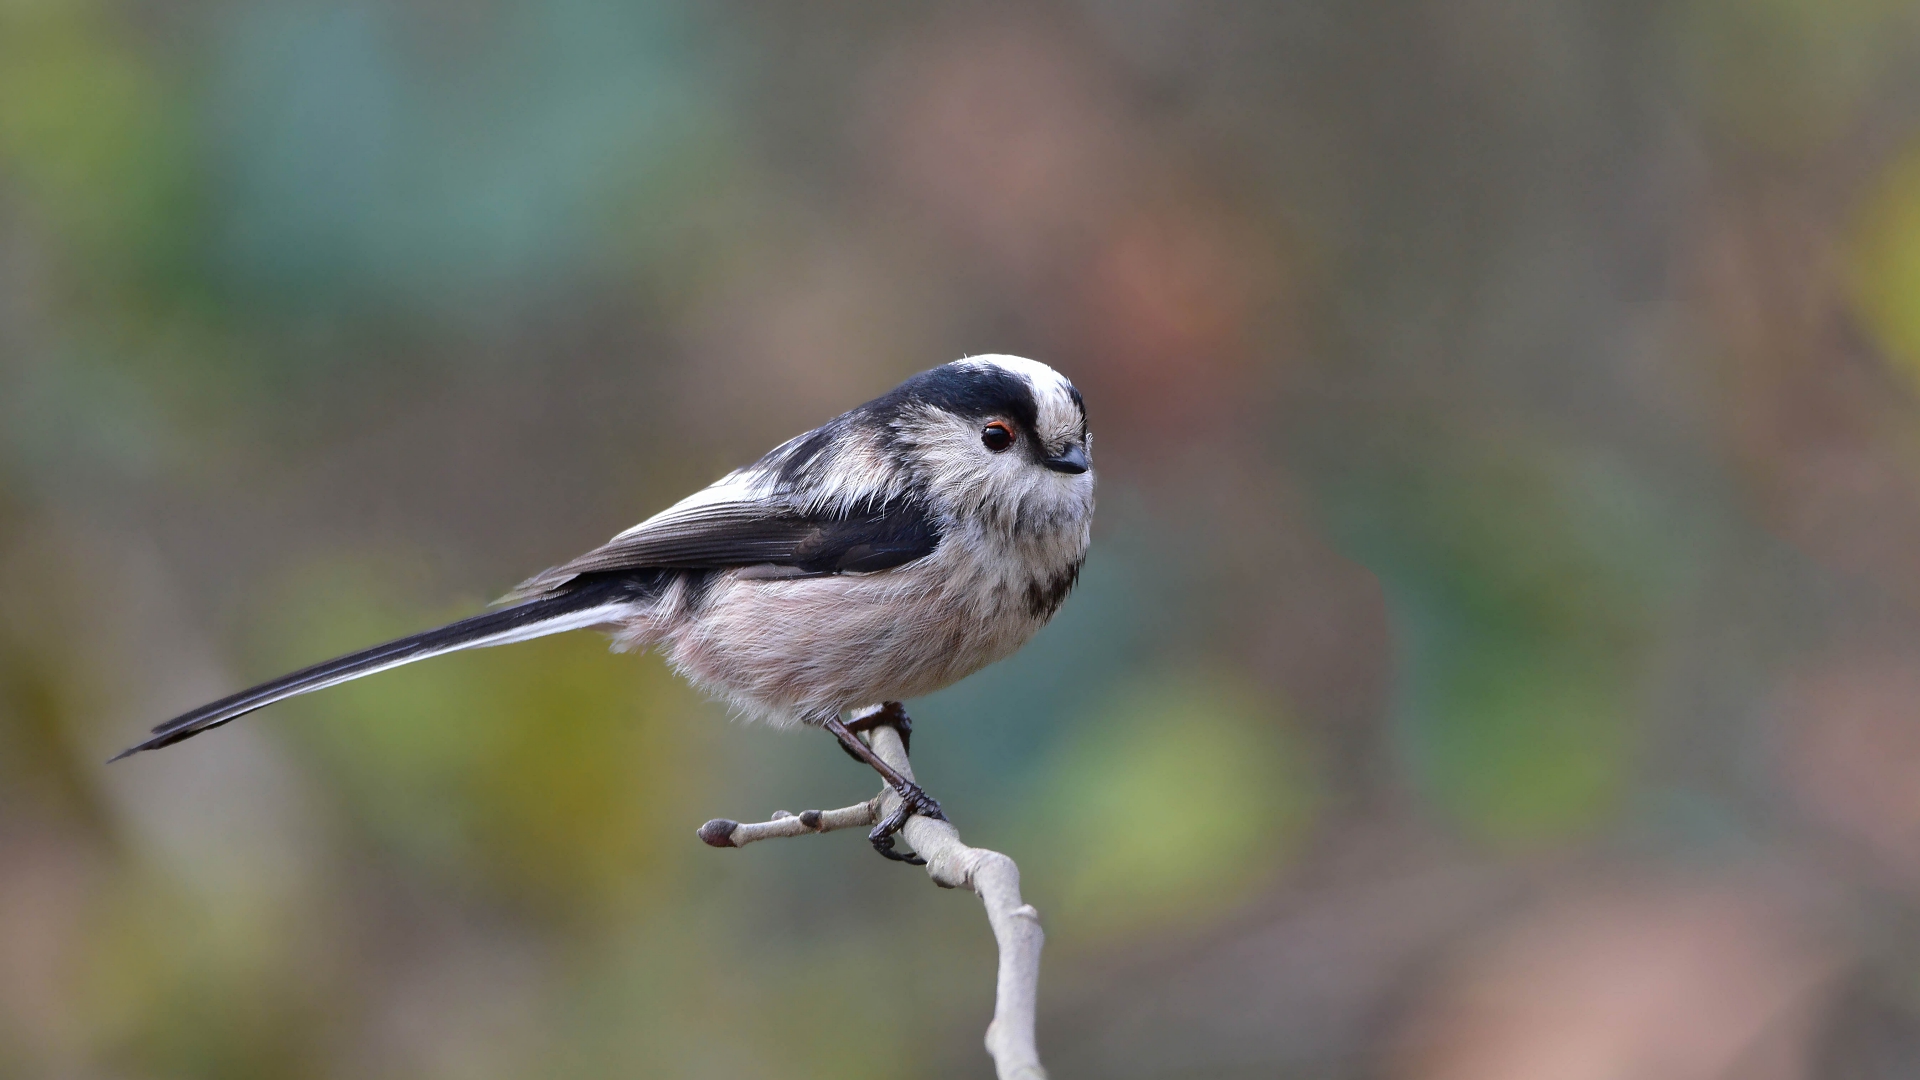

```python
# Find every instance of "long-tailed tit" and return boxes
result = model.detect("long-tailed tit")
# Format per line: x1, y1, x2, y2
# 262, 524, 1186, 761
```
113, 355, 1095, 860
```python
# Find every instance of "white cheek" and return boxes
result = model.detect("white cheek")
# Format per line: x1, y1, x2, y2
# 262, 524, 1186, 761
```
900, 410, 1091, 532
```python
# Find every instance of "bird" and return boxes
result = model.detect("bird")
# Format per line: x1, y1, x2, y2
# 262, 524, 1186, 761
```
112, 354, 1095, 862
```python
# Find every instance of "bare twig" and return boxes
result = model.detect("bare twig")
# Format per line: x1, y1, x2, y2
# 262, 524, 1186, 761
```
696, 715, 1049, 1080
696, 800, 878, 848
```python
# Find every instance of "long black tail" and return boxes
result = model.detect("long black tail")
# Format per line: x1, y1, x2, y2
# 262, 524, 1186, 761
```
111, 577, 646, 762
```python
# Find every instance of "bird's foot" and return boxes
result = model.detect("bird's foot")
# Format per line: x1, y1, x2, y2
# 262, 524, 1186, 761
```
869, 779, 946, 864
840, 701, 912, 760
823, 705, 944, 865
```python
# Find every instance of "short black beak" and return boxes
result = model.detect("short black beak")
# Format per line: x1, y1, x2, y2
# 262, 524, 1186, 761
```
1041, 444, 1090, 474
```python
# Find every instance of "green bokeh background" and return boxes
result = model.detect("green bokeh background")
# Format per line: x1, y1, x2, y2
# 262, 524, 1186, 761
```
7, 2, 1920, 1077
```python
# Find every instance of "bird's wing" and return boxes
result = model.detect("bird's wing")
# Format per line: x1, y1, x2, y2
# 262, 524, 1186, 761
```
506, 483, 940, 599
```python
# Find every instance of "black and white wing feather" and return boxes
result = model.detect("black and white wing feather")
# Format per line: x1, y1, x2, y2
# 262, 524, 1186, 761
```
505, 490, 938, 597
508, 415, 938, 597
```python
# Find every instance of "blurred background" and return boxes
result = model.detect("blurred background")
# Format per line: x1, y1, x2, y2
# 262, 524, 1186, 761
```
8, 1, 1920, 1076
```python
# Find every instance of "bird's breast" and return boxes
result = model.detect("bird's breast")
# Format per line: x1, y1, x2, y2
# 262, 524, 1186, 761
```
654, 514, 1087, 725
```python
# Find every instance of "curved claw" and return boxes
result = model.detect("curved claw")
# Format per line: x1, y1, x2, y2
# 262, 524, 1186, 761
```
865, 780, 947, 863
869, 810, 927, 865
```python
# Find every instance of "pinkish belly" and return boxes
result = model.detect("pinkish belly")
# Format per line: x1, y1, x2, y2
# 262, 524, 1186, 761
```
656, 570, 1036, 723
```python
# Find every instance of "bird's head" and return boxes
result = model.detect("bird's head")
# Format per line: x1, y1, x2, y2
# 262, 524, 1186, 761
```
879, 354, 1094, 533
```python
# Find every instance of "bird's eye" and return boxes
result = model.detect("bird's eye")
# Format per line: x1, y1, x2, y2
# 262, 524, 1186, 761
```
981, 422, 1015, 452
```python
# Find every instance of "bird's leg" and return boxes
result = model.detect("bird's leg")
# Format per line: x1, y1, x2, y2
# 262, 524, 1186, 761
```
823, 705, 945, 864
